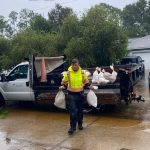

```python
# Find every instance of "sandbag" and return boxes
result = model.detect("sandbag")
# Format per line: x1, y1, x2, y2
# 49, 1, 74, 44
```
93, 86, 98, 90
87, 90, 97, 107
98, 71, 109, 85
109, 65, 118, 83
103, 71, 112, 81
102, 68, 117, 83
99, 77, 110, 85
82, 70, 91, 77
109, 70, 117, 83
54, 90, 66, 109
92, 69, 99, 84
86, 70, 91, 77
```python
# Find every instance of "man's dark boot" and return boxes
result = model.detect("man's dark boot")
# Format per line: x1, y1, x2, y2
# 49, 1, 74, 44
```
68, 127, 76, 135
78, 125, 83, 130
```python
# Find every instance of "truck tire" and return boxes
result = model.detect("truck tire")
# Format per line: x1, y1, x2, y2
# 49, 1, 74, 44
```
0, 93, 5, 107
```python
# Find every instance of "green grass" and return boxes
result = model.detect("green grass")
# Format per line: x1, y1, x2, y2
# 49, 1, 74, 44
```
0, 108, 8, 119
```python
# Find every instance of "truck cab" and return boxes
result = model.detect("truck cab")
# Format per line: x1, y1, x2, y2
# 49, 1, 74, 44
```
0, 55, 65, 106
121, 56, 145, 74
0, 61, 35, 101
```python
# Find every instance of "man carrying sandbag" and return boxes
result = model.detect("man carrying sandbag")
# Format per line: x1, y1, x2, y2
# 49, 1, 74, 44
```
59, 58, 93, 135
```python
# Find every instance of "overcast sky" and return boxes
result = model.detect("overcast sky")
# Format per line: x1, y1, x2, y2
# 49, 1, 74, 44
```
0, 0, 138, 18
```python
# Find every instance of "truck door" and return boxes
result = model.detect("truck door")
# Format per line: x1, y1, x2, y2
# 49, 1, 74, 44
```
2, 64, 34, 101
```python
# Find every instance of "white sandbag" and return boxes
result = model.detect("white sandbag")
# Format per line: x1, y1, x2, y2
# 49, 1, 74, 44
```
93, 86, 98, 90
99, 77, 110, 85
82, 70, 91, 77
102, 69, 112, 80
98, 71, 104, 78
110, 65, 117, 77
110, 64, 114, 71
109, 65, 118, 83
112, 70, 117, 77
109, 70, 117, 83
92, 67, 99, 83
91, 80, 97, 84
61, 71, 67, 77
87, 90, 97, 107
54, 90, 66, 109
98, 72, 109, 84
86, 70, 91, 77
102, 68, 117, 83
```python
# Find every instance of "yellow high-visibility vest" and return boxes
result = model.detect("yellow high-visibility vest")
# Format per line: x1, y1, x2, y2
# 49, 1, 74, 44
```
62, 66, 89, 92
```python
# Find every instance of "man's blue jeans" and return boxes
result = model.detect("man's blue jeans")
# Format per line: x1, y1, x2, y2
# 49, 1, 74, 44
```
68, 92, 84, 129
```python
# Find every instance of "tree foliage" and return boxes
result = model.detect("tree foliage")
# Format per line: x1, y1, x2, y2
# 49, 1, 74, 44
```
0, 15, 8, 37
17, 9, 35, 31
30, 15, 52, 33
0, 38, 12, 70
122, 0, 150, 37
48, 4, 73, 31
65, 4, 127, 67
60, 14, 80, 45
0, 3, 128, 71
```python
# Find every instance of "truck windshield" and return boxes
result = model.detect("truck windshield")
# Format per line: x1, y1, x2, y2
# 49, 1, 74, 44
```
121, 58, 137, 65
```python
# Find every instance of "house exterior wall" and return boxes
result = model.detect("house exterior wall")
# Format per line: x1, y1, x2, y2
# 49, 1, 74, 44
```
128, 35, 150, 70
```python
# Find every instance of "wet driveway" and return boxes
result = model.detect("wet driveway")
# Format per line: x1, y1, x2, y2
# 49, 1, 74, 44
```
0, 71, 150, 150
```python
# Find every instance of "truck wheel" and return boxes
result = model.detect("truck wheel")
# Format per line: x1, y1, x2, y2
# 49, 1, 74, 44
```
0, 93, 5, 107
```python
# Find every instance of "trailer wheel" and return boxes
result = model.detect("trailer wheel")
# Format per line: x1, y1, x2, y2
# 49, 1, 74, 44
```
0, 93, 5, 107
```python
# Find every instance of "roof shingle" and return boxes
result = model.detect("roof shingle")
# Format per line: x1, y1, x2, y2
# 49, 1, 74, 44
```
128, 35, 150, 50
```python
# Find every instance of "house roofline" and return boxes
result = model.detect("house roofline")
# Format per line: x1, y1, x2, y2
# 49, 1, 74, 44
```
128, 47, 150, 51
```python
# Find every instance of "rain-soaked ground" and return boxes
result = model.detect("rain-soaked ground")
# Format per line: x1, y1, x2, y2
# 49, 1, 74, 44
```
0, 71, 150, 150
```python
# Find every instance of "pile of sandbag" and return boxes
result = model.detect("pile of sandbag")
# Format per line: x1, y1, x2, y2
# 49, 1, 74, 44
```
61, 65, 117, 86
92, 67, 109, 84
92, 65, 117, 85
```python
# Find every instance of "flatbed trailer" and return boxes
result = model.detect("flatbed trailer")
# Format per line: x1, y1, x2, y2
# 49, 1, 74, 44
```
0, 55, 144, 107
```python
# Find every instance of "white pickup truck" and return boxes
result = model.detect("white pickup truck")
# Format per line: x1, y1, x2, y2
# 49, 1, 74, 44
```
0, 55, 144, 108
0, 55, 65, 106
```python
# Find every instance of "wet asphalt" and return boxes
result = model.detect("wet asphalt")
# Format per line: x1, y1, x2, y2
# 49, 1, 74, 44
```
0, 70, 150, 150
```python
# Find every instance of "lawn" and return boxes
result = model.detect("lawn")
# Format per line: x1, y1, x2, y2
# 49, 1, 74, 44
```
0, 108, 8, 119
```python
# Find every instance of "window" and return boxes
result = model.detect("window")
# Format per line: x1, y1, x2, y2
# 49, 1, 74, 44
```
8, 65, 28, 81
121, 58, 137, 64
